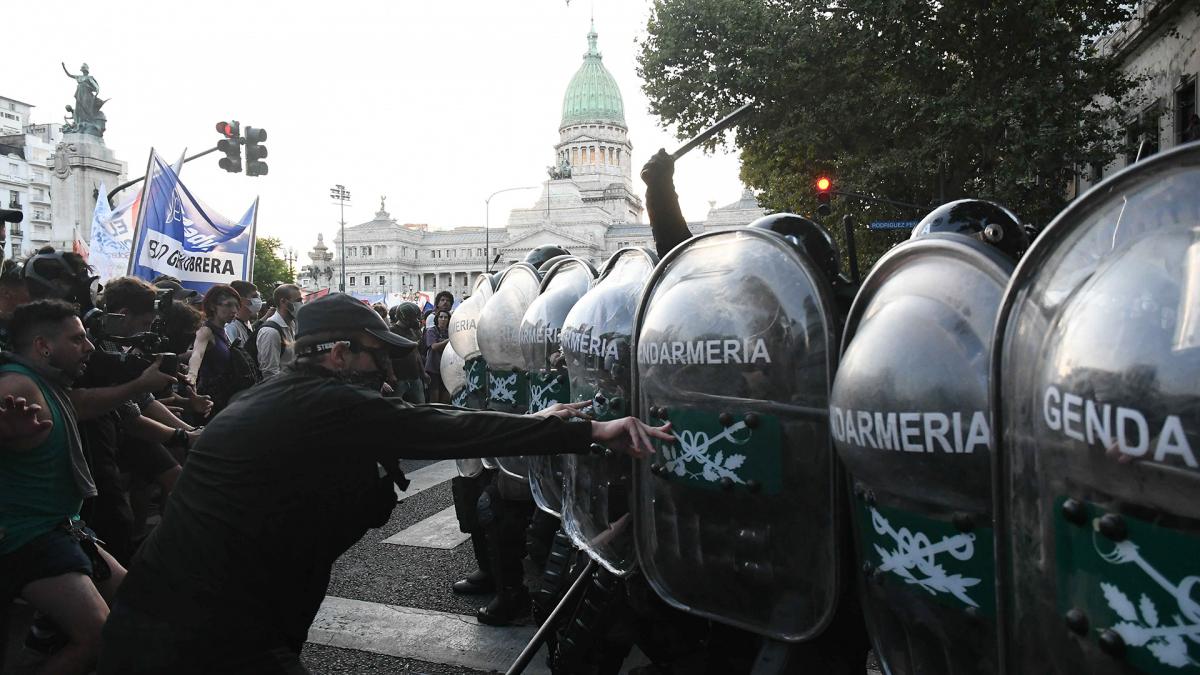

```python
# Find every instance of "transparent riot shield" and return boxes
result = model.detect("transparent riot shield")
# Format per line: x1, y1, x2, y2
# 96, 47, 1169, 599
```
561, 248, 658, 576
477, 263, 542, 479
522, 257, 598, 516
831, 233, 1014, 673
450, 273, 499, 408
450, 271, 502, 472
632, 229, 841, 642
993, 143, 1200, 674
439, 340, 483, 478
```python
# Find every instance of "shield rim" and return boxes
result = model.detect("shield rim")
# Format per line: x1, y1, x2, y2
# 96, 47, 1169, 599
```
841, 232, 1014, 353
989, 140, 1200, 669
537, 255, 599, 294
629, 227, 845, 642
526, 255, 599, 515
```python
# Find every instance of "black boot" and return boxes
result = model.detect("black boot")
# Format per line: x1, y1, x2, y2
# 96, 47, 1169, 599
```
477, 491, 533, 626
453, 566, 494, 595
477, 586, 532, 626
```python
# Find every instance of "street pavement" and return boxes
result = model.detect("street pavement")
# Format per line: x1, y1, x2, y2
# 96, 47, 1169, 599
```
2, 458, 883, 674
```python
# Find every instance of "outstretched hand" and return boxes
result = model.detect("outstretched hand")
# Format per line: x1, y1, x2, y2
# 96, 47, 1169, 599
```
592, 418, 674, 459
0, 395, 52, 442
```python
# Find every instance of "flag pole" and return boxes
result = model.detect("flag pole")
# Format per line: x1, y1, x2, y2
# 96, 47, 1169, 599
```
126, 149, 157, 275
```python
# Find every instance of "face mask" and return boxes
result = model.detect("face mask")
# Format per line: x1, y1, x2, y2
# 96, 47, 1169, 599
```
249, 297, 263, 313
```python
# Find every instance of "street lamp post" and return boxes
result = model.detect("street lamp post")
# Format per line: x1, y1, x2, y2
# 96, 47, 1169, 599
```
330, 184, 351, 292
484, 185, 538, 273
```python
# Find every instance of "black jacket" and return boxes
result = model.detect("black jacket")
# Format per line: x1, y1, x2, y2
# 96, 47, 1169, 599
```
115, 367, 591, 649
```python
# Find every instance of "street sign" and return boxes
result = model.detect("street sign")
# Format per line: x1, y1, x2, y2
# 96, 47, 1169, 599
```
868, 220, 919, 231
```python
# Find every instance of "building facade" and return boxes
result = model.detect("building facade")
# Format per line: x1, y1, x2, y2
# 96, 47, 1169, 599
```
1079, 0, 1199, 192
299, 23, 765, 300
0, 96, 63, 255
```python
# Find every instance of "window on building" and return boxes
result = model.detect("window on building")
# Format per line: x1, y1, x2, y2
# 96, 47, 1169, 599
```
349, 276, 356, 286
378, 275, 385, 286
8, 190, 18, 208
364, 276, 371, 286
1177, 77, 1197, 144
1126, 103, 1161, 165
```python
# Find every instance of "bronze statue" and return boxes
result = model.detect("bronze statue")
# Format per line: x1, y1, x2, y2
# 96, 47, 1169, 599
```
61, 62, 107, 137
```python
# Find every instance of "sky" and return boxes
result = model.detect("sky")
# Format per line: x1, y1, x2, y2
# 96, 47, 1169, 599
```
7, 0, 746, 261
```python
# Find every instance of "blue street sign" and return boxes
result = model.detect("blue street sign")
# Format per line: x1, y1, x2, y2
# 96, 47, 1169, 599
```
868, 220, 919, 231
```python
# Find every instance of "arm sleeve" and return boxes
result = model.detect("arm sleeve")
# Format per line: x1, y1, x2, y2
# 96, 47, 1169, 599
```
352, 399, 593, 461
257, 325, 282, 378
646, 180, 690, 258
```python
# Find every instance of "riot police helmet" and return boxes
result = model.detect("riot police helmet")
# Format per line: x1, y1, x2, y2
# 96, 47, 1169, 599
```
748, 213, 841, 282
524, 245, 571, 270
911, 199, 1031, 260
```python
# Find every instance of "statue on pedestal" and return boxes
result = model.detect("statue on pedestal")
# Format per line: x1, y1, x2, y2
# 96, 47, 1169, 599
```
547, 156, 572, 180
61, 62, 107, 137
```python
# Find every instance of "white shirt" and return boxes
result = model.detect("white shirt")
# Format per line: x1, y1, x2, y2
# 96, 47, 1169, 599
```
256, 313, 296, 379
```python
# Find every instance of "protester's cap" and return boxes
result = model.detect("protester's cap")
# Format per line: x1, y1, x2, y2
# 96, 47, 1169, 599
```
296, 293, 415, 352
153, 279, 198, 300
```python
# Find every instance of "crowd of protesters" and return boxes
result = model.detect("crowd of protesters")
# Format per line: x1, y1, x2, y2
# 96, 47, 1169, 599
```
0, 246, 309, 673
0, 242, 483, 672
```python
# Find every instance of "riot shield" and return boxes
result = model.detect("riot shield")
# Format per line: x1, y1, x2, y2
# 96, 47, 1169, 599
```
522, 257, 598, 516
993, 143, 1200, 674
449, 272, 503, 475
831, 233, 1013, 673
632, 229, 842, 642
477, 262, 542, 479
450, 272, 501, 409
561, 248, 659, 576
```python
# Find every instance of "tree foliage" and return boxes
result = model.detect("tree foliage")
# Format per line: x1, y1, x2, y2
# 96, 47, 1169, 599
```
638, 0, 1140, 270
252, 236, 295, 297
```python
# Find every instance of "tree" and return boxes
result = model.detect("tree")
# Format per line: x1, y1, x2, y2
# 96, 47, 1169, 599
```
638, 0, 1140, 271
252, 236, 295, 297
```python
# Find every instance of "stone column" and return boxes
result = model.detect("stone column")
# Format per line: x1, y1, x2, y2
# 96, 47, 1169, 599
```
50, 133, 127, 246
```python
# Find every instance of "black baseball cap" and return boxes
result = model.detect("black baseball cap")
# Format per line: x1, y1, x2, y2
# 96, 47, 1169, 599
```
296, 293, 415, 352
153, 279, 199, 301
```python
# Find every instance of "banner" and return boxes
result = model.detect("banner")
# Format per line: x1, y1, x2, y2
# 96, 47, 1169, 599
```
89, 182, 136, 283
128, 150, 257, 294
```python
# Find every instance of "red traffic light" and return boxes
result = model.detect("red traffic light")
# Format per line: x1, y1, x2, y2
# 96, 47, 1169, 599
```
215, 121, 235, 138
816, 177, 831, 192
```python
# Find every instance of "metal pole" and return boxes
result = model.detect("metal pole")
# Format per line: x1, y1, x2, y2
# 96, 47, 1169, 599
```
506, 557, 596, 675
106, 145, 220, 204
830, 189, 928, 213
484, 186, 538, 273
331, 185, 350, 292
842, 214, 860, 284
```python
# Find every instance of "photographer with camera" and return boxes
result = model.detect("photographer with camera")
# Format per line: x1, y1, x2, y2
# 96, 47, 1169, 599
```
21, 252, 189, 561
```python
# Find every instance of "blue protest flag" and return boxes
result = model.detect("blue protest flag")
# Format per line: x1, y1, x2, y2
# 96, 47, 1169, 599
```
128, 150, 258, 294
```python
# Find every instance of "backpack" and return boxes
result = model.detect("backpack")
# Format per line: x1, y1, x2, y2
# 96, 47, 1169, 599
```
246, 321, 284, 363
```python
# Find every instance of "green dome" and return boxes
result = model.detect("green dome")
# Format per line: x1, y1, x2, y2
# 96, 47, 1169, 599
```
560, 23, 626, 128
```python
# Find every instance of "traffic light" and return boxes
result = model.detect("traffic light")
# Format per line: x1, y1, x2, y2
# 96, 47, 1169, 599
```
244, 126, 268, 177
816, 176, 832, 216
216, 120, 241, 173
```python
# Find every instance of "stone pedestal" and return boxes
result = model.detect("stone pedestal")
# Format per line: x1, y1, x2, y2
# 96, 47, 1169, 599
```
50, 132, 126, 248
